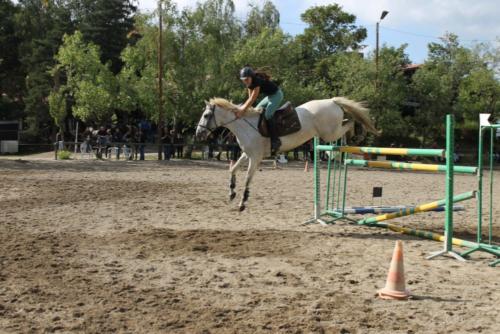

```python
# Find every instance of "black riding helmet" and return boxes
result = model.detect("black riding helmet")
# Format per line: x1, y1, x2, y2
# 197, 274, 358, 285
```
239, 66, 255, 79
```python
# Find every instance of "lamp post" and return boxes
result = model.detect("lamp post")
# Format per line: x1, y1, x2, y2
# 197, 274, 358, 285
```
375, 10, 389, 88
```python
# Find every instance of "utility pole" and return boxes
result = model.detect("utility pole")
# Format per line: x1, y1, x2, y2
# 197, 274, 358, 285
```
157, 0, 164, 160
375, 10, 389, 89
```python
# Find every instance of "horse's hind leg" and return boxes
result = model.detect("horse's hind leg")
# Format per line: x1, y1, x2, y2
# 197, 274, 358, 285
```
321, 120, 355, 143
229, 153, 247, 201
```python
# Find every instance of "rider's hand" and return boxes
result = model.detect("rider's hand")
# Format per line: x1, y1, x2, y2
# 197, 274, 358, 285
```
235, 107, 245, 118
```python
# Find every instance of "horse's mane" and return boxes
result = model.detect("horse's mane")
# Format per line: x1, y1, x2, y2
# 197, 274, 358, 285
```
209, 97, 260, 115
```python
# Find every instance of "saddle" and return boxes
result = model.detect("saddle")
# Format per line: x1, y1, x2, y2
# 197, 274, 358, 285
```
258, 102, 302, 137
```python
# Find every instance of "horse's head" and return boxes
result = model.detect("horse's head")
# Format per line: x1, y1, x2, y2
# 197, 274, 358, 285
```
195, 102, 216, 141
195, 99, 238, 141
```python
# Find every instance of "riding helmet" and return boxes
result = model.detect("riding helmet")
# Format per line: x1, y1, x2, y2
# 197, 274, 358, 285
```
239, 66, 254, 79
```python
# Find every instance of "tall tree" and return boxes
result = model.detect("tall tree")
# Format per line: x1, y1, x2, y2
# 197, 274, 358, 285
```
70, 0, 137, 74
52, 31, 118, 123
244, 1, 280, 37
15, 0, 74, 140
298, 4, 367, 60
0, 0, 24, 120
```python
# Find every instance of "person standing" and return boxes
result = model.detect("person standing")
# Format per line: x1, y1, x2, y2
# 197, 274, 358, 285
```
161, 127, 173, 160
175, 131, 184, 158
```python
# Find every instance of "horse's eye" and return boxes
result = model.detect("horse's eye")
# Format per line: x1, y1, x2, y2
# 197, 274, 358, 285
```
204, 114, 209, 119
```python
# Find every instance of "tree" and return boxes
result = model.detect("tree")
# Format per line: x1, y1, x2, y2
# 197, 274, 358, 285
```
15, 0, 74, 140
69, 0, 137, 74
244, 1, 280, 37
48, 88, 67, 138
298, 4, 367, 59
52, 31, 118, 123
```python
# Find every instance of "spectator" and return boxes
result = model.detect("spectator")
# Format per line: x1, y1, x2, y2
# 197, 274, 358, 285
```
123, 125, 134, 160
208, 135, 216, 159
161, 127, 173, 160
175, 131, 184, 158
112, 127, 122, 160
137, 128, 146, 160
96, 126, 108, 159
104, 128, 113, 158
139, 119, 152, 142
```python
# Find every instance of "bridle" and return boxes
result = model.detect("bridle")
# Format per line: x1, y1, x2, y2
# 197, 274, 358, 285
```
197, 104, 242, 135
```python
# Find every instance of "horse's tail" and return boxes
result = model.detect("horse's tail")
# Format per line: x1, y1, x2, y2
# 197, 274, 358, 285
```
332, 97, 380, 135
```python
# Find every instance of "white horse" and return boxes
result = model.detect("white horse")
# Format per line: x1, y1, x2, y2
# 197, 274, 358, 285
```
195, 97, 379, 211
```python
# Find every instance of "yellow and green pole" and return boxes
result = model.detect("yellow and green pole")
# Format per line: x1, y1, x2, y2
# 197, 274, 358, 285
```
316, 145, 445, 157
358, 191, 475, 225
345, 159, 477, 174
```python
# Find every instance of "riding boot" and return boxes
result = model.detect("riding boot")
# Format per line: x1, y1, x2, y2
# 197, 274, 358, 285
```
267, 118, 281, 156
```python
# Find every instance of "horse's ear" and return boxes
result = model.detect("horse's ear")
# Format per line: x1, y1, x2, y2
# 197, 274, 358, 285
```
204, 100, 210, 106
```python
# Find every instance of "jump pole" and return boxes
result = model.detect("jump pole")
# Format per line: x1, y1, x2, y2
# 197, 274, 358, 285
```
316, 145, 445, 157
372, 223, 500, 254
345, 159, 477, 174
357, 191, 475, 226
344, 205, 464, 214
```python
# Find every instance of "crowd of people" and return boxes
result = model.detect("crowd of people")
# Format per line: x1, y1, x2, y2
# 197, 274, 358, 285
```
79, 121, 185, 161
74, 122, 317, 163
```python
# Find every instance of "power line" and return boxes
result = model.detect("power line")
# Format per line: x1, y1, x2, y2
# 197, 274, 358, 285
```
379, 25, 495, 43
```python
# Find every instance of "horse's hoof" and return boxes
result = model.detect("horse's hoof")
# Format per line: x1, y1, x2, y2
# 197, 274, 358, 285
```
239, 205, 246, 212
229, 193, 236, 201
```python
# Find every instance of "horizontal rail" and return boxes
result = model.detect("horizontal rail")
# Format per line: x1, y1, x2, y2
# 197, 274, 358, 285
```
345, 159, 477, 174
371, 223, 499, 252
340, 146, 445, 157
316, 145, 445, 157
358, 191, 476, 225
341, 205, 464, 214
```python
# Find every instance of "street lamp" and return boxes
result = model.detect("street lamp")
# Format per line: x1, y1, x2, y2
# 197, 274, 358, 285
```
375, 10, 389, 88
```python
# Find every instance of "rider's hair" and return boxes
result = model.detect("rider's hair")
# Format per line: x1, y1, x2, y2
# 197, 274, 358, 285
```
254, 66, 272, 81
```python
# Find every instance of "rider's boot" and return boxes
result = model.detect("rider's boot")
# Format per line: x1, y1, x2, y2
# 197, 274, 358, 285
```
267, 118, 281, 156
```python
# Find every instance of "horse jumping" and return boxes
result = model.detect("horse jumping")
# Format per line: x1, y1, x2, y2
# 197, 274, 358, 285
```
195, 97, 379, 211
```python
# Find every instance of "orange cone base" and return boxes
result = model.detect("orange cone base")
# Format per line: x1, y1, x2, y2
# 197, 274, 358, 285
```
378, 287, 410, 300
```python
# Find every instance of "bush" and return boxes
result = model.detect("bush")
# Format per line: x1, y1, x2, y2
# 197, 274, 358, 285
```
57, 150, 72, 160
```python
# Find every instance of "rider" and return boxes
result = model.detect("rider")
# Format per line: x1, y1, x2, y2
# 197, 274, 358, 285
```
236, 66, 283, 155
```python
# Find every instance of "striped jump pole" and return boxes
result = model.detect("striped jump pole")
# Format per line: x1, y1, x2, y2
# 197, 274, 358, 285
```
345, 159, 477, 174
371, 223, 500, 255
316, 145, 445, 157
357, 191, 475, 225
344, 205, 465, 215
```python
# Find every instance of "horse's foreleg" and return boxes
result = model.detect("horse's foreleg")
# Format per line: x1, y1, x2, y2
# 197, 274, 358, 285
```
229, 153, 247, 201
239, 157, 260, 212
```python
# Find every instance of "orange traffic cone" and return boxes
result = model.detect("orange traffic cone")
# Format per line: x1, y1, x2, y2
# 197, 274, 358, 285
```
304, 160, 309, 172
378, 240, 410, 300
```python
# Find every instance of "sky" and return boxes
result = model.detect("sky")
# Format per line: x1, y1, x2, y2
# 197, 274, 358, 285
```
138, 0, 500, 64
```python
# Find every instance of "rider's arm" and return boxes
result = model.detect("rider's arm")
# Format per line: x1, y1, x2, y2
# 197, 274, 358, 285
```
237, 86, 260, 117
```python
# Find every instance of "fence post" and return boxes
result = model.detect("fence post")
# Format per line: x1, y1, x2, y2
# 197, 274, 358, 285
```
427, 114, 466, 261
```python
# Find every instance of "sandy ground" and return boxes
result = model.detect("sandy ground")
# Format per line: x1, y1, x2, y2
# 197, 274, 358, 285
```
0, 158, 499, 334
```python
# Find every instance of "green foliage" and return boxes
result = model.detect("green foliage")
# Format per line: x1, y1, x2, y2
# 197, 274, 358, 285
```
48, 88, 67, 128
57, 149, 72, 160
69, 0, 136, 73
52, 31, 118, 122
298, 4, 367, 59
2, 0, 499, 148
245, 1, 280, 37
